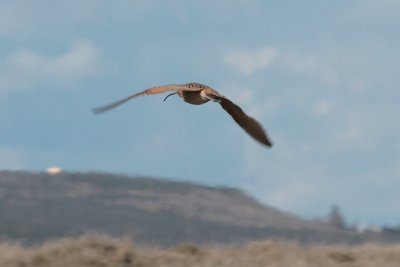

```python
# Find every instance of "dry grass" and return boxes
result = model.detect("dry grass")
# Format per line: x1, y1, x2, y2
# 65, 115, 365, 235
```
0, 235, 399, 267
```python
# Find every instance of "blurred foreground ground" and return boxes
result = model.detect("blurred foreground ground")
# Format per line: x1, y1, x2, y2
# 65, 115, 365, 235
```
0, 235, 399, 267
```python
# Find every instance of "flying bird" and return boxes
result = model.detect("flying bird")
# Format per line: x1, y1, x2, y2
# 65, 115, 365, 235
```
92, 83, 273, 147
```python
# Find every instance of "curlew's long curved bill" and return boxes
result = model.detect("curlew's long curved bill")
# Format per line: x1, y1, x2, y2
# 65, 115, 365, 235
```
217, 97, 273, 147
92, 84, 186, 114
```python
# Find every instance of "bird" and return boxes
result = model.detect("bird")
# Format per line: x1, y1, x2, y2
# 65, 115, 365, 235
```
92, 82, 273, 147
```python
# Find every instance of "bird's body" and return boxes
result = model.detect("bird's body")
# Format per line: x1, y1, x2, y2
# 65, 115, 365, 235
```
93, 82, 273, 147
179, 90, 209, 105
177, 83, 222, 105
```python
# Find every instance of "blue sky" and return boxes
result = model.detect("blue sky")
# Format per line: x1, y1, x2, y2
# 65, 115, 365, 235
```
1, 0, 399, 227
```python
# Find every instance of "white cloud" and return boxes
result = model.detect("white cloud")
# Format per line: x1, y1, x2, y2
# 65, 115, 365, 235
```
326, 99, 400, 157
220, 83, 282, 123
267, 183, 315, 208
313, 100, 332, 116
47, 40, 102, 78
279, 51, 339, 86
333, 108, 382, 152
247, 96, 282, 121
224, 47, 277, 76
0, 40, 105, 95
220, 84, 255, 107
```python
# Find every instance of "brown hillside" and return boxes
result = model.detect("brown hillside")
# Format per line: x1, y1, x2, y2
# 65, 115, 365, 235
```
0, 171, 391, 246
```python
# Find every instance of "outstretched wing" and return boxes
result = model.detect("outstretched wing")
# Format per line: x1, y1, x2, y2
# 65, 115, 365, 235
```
92, 84, 187, 114
216, 96, 273, 147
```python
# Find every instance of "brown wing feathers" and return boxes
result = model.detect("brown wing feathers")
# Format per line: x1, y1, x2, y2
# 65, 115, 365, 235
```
218, 97, 273, 147
92, 84, 183, 114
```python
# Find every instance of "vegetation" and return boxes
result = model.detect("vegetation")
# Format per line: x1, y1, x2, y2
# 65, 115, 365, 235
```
1, 235, 400, 267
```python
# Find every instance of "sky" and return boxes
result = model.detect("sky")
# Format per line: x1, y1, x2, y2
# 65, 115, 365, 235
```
1, 0, 399, 227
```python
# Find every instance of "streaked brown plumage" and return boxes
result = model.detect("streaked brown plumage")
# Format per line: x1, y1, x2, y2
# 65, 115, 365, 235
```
92, 82, 273, 147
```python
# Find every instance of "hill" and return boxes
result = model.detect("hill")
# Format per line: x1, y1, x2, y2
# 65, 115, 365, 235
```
0, 171, 395, 246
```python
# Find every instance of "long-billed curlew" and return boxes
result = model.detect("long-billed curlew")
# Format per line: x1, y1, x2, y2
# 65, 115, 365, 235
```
92, 82, 273, 147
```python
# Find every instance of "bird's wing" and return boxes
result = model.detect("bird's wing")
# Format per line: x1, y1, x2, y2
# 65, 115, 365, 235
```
92, 84, 196, 114
212, 95, 273, 147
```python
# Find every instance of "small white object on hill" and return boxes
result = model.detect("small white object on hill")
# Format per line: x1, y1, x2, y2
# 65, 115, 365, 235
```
46, 166, 63, 175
